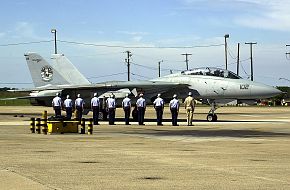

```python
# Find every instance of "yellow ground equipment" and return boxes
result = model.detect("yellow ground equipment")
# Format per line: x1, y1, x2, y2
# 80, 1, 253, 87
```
47, 120, 79, 134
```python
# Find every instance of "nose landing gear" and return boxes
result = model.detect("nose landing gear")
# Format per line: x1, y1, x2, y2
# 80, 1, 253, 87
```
207, 101, 218, 122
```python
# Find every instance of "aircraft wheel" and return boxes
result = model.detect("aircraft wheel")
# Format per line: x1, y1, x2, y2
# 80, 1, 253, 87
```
207, 114, 218, 122
213, 114, 218, 122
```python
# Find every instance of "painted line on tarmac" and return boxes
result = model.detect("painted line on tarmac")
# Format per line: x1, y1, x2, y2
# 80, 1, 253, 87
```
196, 163, 290, 185
0, 168, 53, 190
0, 119, 289, 126
0, 121, 29, 126
239, 114, 262, 118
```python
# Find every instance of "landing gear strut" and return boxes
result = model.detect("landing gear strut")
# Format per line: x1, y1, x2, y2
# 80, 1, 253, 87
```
207, 101, 218, 122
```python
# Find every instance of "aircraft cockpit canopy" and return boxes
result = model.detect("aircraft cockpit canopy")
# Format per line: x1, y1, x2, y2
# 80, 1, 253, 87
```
181, 67, 241, 79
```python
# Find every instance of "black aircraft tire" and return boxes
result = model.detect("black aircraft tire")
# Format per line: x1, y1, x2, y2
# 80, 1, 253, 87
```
213, 114, 218, 122
207, 114, 218, 122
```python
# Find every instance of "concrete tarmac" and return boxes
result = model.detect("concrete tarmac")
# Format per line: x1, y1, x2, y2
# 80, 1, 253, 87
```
0, 106, 290, 190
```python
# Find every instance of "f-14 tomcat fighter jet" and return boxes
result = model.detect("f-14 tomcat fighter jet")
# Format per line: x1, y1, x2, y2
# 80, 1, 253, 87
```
11, 53, 281, 121
152, 67, 281, 121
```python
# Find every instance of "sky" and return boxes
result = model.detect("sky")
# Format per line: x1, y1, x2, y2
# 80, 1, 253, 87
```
1, 0, 290, 88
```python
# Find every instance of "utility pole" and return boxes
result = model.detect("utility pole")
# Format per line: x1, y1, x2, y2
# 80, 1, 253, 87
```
237, 43, 240, 76
158, 60, 163, 77
51, 29, 57, 54
286, 45, 290, 59
224, 34, 230, 70
125, 51, 132, 81
245, 42, 257, 81
181, 53, 192, 70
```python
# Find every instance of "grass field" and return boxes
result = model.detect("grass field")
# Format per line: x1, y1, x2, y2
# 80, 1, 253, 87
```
0, 91, 30, 106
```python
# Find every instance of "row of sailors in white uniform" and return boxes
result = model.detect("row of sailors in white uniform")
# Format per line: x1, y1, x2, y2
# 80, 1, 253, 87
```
52, 93, 84, 108
53, 92, 180, 126
53, 93, 100, 109
52, 93, 180, 110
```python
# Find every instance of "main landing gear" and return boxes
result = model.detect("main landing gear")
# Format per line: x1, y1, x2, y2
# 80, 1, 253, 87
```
207, 101, 218, 122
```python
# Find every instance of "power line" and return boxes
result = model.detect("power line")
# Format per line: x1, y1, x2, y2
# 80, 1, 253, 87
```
131, 62, 181, 72
131, 73, 151, 79
87, 72, 127, 79
240, 63, 250, 77
0, 40, 53, 47
131, 62, 157, 70
0, 82, 32, 84
58, 40, 224, 49
0, 39, 223, 49
215, 58, 251, 68
228, 46, 237, 60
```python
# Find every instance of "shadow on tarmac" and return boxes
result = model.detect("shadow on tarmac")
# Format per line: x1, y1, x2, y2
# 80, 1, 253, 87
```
123, 129, 290, 138
116, 118, 279, 123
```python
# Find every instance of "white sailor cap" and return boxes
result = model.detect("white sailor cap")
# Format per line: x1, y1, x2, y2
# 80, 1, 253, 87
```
173, 94, 177, 98
94, 93, 98, 97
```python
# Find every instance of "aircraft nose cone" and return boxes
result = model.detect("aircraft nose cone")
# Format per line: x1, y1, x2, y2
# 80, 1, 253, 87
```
271, 87, 282, 96
252, 84, 282, 98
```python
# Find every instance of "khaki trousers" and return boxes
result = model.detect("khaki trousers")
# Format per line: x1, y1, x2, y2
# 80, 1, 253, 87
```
186, 108, 193, 126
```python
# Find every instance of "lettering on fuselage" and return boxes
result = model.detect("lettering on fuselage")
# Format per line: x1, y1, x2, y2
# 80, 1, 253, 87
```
240, 84, 249, 90
32, 58, 42, 63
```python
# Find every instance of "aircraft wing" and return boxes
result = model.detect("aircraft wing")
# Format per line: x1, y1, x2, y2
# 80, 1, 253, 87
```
2, 81, 190, 102
57, 81, 190, 101
0, 96, 32, 100
13, 81, 189, 93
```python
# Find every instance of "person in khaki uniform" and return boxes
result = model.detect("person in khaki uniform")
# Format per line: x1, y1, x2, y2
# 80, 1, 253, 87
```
184, 92, 196, 126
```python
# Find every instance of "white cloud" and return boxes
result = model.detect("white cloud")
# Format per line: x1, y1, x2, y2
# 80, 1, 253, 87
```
12, 22, 43, 40
117, 31, 149, 36
132, 36, 143, 42
0, 32, 5, 38
235, 1, 290, 31
116, 31, 150, 42
179, 0, 290, 31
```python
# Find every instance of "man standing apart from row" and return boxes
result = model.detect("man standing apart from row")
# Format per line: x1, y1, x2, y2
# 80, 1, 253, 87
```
136, 93, 146, 125
122, 94, 131, 125
153, 93, 164, 126
52, 93, 62, 117
169, 94, 180, 126
106, 94, 116, 125
184, 92, 196, 126
75, 94, 85, 122
64, 95, 73, 120
91, 93, 100, 125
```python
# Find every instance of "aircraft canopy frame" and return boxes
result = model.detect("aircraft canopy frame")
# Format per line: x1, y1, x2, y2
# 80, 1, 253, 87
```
181, 67, 241, 79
